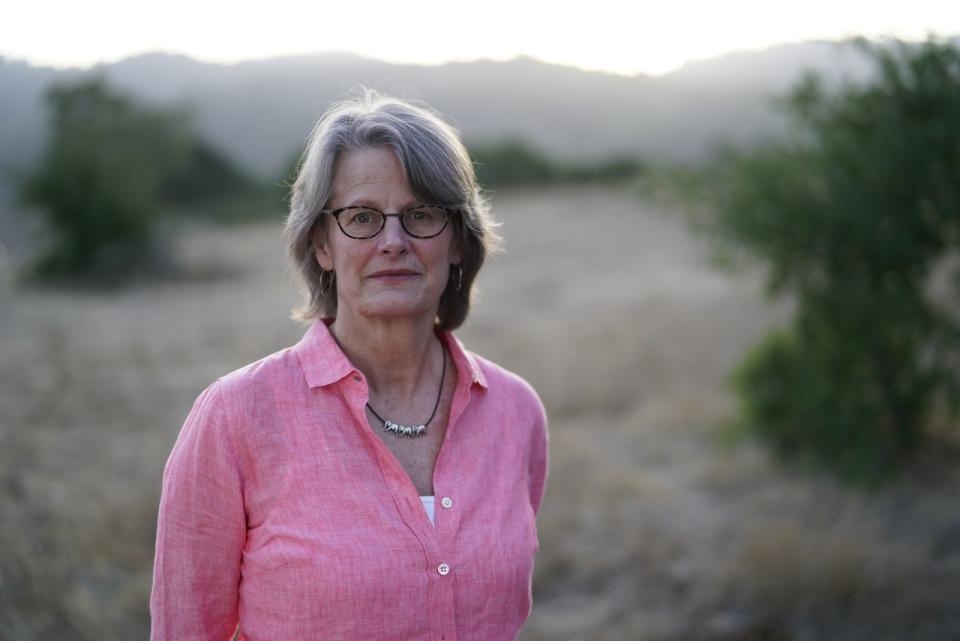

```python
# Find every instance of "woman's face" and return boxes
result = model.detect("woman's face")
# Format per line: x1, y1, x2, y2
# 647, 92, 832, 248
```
312, 146, 460, 324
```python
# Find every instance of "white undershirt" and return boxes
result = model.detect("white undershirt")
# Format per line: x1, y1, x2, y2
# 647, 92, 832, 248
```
420, 496, 436, 526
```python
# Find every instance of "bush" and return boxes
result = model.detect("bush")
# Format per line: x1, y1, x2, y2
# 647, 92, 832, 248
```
469, 140, 642, 188
162, 139, 252, 209
470, 141, 559, 187
20, 78, 191, 279
708, 38, 960, 485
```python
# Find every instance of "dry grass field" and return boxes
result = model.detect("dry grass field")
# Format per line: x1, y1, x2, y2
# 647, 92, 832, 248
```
2, 186, 959, 640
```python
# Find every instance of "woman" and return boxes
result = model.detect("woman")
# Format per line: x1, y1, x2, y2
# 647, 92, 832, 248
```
150, 88, 549, 641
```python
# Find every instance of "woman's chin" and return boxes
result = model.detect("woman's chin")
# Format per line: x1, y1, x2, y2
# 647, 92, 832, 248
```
352, 294, 439, 322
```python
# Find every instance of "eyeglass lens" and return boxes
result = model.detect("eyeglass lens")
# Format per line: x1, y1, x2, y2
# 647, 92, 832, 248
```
338, 207, 448, 239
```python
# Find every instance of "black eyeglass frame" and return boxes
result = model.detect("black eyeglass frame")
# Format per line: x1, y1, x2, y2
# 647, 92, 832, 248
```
319, 205, 458, 240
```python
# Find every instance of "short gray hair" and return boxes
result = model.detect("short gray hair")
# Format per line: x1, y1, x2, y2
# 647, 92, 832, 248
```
285, 87, 501, 330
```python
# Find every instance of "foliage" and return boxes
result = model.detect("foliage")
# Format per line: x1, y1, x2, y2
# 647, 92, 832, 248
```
162, 139, 252, 208
20, 78, 192, 278
163, 139, 291, 224
470, 141, 557, 187
709, 38, 960, 485
469, 140, 642, 188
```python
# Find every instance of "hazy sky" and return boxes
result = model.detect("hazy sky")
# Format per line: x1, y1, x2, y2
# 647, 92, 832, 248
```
3, 0, 958, 76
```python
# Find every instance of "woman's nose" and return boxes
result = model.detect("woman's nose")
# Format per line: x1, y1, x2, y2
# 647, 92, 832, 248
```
377, 216, 409, 254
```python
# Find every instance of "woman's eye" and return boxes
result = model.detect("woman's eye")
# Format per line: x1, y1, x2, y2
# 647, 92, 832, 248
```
353, 210, 376, 224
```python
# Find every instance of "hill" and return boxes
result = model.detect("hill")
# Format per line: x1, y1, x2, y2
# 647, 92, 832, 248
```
0, 38, 946, 199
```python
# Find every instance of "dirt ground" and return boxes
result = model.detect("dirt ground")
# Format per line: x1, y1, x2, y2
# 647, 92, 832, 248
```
2, 186, 959, 640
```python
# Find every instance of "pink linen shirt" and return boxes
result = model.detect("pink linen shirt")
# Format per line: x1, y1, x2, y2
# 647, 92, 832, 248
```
150, 320, 549, 641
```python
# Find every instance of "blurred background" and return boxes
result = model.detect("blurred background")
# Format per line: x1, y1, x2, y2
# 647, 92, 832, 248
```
2, 2, 960, 640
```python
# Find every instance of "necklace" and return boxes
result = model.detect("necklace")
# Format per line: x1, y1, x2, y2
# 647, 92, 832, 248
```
365, 342, 447, 439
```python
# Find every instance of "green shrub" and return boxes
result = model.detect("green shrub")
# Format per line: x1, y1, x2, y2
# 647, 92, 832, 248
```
20, 78, 191, 278
469, 140, 642, 188
709, 38, 960, 485
470, 140, 561, 187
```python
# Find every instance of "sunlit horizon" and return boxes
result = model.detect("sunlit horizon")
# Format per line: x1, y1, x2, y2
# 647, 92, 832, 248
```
2, 0, 959, 77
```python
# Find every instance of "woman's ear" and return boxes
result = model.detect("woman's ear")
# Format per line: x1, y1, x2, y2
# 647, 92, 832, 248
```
311, 226, 333, 271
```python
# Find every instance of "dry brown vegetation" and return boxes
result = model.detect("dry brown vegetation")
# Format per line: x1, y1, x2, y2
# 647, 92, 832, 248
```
2, 186, 959, 640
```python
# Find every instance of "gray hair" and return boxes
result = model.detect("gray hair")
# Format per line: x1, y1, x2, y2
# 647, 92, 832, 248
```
285, 87, 501, 330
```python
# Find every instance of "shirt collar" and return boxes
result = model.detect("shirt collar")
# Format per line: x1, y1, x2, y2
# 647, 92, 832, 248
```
294, 319, 356, 388
440, 331, 488, 390
295, 319, 488, 390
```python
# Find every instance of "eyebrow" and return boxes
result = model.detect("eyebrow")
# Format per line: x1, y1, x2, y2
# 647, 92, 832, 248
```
339, 201, 425, 211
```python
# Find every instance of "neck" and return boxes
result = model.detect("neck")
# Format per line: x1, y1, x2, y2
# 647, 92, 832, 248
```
329, 309, 441, 399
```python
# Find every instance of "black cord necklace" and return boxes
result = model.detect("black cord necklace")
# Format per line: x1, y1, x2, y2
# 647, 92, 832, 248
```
366, 342, 447, 439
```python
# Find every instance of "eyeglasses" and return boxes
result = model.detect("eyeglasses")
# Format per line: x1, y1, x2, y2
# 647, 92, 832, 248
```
320, 205, 456, 239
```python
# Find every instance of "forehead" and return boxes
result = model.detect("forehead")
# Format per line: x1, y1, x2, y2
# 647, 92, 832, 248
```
332, 146, 414, 202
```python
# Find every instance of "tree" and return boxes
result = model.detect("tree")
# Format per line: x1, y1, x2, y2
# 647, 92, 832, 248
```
21, 78, 191, 278
705, 38, 960, 485
468, 140, 643, 188
470, 140, 561, 187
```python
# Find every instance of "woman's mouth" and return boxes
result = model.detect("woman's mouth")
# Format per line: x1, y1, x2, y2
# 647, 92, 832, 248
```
368, 269, 419, 281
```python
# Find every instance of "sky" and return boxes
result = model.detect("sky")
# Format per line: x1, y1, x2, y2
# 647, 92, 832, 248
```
2, 0, 959, 76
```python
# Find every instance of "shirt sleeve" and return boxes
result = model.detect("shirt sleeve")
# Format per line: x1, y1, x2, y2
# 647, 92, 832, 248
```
527, 392, 549, 516
150, 380, 247, 641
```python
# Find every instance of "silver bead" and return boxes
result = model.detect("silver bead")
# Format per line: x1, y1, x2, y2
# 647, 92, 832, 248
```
378, 418, 427, 438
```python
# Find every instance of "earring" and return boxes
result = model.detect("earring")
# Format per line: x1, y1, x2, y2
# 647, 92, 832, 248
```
451, 264, 463, 292
319, 270, 336, 296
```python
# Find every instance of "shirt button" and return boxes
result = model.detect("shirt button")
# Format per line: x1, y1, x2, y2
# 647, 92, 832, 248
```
440, 497, 453, 509
437, 563, 450, 576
